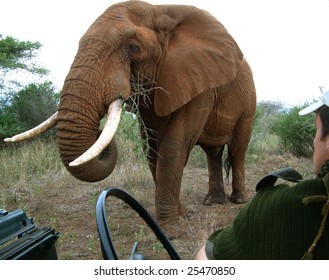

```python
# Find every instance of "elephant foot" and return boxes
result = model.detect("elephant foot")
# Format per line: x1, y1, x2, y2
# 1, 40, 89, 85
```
229, 191, 248, 204
160, 221, 186, 240
178, 201, 187, 217
203, 191, 226, 206
156, 202, 187, 239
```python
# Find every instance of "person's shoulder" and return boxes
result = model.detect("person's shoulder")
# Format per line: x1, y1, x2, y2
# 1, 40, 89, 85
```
256, 167, 326, 195
255, 167, 303, 191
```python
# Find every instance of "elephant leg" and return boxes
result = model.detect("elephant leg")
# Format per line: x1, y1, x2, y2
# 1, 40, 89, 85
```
154, 140, 189, 238
228, 117, 254, 204
155, 162, 186, 239
155, 140, 187, 221
228, 147, 247, 203
201, 145, 226, 205
152, 92, 214, 237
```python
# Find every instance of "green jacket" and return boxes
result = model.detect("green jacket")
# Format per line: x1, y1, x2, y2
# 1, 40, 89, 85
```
205, 165, 329, 260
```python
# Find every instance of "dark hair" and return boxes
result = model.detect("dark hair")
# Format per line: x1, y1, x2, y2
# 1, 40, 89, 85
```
319, 105, 329, 139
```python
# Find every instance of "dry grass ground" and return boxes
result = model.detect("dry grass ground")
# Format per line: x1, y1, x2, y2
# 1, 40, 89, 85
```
0, 139, 313, 260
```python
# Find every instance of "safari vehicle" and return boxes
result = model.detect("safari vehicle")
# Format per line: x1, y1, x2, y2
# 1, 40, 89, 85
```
0, 209, 59, 260
0, 188, 180, 260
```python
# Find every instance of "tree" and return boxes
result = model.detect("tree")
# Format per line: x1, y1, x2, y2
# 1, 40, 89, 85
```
0, 81, 60, 139
0, 35, 58, 139
0, 34, 49, 100
0, 34, 48, 75
11, 82, 59, 128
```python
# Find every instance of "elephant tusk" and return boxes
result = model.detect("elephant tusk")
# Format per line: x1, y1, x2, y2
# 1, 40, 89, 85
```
4, 112, 58, 143
69, 99, 123, 167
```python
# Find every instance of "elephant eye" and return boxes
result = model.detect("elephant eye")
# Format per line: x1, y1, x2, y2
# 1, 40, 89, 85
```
128, 43, 140, 55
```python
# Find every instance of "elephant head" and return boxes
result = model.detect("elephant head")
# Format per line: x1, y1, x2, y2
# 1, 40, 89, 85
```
5, 1, 243, 183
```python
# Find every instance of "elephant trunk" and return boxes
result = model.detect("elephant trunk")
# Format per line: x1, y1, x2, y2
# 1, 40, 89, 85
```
56, 69, 124, 182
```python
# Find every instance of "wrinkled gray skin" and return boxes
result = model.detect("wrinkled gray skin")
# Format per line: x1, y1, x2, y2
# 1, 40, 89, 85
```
56, 1, 256, 236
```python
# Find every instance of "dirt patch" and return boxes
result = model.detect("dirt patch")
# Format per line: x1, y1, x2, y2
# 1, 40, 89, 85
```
2, 154, 313, 259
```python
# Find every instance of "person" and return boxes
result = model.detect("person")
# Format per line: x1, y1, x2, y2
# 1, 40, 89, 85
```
196, 90, 329, 260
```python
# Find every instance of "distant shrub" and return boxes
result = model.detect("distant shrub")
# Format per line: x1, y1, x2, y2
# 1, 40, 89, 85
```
248, 101, 284, 155
10, 82, 58, 129
0, 81, 59, 139
0, 109, 25, 140
273, 103, 316, 158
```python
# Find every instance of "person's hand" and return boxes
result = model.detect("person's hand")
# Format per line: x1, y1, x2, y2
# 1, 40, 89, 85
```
195, 245, 208, 260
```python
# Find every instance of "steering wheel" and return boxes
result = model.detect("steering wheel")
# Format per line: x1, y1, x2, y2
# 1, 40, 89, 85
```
96, 187, 181, 260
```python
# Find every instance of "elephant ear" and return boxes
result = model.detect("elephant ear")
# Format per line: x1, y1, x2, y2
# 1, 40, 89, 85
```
154, 6, 243, 117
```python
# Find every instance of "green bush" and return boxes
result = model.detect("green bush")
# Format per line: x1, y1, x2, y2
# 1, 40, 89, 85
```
0, 81, 59, 139
273, 104, 316, 158
248, 101, 283, 155
0, 108, 25, 140
10, 81, 58, 129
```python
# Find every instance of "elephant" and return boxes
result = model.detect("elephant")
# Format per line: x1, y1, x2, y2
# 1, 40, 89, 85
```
5, 1, 256, 237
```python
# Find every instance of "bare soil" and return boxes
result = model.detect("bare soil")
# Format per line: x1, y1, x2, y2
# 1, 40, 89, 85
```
3, 154, 313, 260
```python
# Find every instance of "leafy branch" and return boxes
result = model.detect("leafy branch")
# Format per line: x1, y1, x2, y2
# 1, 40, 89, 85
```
0, 35, 48, 76
124, 73, 168, 159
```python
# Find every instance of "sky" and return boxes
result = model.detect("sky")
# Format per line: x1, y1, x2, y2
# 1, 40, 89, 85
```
1, 0, 328, 106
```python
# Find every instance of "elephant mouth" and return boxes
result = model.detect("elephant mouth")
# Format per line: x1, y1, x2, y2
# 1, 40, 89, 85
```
4, 98, 123, 168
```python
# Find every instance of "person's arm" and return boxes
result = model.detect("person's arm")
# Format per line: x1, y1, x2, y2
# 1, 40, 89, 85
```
195, 245, 208, 260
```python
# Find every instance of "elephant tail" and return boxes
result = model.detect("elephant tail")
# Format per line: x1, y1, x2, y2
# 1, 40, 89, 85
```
224, 157, 232, 184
